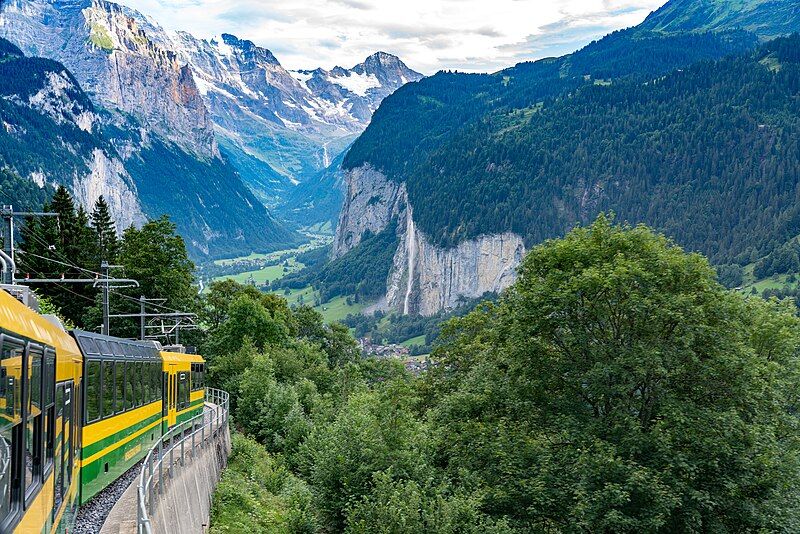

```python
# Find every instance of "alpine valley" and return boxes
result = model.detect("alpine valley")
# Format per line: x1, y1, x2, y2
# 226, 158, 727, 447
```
0, 0, 421, 258
323, 0, 800, 316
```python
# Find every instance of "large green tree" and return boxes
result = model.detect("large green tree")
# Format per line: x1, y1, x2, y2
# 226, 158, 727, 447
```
429, 216, 800, 531
18, 186, 100, 324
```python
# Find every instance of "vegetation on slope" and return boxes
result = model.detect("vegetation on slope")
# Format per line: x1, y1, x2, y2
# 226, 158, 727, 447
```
273, 222, 399, 303
348, 35, 800, 266
209, 217, 800, 532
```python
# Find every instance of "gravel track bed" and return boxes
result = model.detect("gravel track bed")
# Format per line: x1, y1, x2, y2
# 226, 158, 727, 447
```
75, 459, 143, 534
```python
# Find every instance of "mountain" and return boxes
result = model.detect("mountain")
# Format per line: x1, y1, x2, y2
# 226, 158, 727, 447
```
639, 0, 800, 39
0, 36, 145, 229
158, 30, 422, 210
0, 0, 301, 259
333, 0, 800, 316
276, 149, 349, 231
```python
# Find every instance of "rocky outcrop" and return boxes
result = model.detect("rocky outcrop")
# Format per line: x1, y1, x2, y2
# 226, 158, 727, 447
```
335, 165, 525, 316
73, 149, 146, 231
333, 164, 406, 258
0, 0, 218, 158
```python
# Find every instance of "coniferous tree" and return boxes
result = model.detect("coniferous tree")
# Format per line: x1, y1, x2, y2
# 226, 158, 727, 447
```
90, 196, 119, 264
18, 187, 101, 325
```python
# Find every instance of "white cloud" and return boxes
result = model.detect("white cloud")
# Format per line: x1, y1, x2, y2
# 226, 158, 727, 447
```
120, 0, 668, 74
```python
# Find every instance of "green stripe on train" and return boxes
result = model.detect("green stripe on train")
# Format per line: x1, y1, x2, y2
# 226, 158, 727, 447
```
80, 424, 159, 503
82, 409, 162, 458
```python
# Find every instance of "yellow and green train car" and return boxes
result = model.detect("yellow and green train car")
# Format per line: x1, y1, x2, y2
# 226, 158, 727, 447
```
0, 289, 82, 534
0, 288, 206, 533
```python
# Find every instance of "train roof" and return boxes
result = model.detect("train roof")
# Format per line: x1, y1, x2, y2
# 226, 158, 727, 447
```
0, 287, 81, 359
160, 350, 205, 364
72, 330, 161, 361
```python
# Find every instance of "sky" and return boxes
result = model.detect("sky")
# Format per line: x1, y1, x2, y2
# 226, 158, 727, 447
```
121, 0, 669, 74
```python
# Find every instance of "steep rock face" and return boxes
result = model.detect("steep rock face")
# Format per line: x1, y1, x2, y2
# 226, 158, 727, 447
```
335, 165, 524, 316
333, 164, 406, 258
0, 0, 218, 158
1, 3, 299, 259
162, 30, 422, 208
0, 40, 145, 229
73, 149, 145, 230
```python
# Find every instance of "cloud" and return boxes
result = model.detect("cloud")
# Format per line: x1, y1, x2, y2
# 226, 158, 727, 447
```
119, 0, 668, 74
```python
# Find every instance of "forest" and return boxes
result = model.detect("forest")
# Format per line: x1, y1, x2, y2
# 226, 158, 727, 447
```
13, 182, 800, 532
206, 216, 800, 532
344, 33, 800, 266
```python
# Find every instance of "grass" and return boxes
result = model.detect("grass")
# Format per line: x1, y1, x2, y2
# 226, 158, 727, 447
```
214, 236, 331, 267
738, 262, 800, 295
89, 23, 114, 52
315, 295, 366, 323
401, 335, 426, 347
213, 258, 304, 286
744, 274, 798, 293
303, 221, 334, 235
272, 286, 367, 323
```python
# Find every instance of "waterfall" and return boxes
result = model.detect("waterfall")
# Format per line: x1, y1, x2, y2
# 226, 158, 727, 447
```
403, 206, 416, 315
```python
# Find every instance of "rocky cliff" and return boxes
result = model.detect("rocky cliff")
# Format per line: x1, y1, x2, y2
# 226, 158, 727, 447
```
0, 1, 299, 259
0, 39, 145, 229
335, 165, 524, 316
0, 0, 218, 158
162, 30, 422, 210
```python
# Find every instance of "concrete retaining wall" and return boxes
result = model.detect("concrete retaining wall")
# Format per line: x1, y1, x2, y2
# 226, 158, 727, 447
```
148, 423, 231, 533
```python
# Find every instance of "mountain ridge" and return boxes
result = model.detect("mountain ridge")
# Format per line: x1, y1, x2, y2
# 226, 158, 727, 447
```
0, 0, 302, 259
334, 0, 800, 315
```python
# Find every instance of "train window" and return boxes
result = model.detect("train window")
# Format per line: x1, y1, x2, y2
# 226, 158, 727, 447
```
102, 361, 114, 417
177, 373, 188, 410
135, 362, 143, 407
125, 363, 134, 412
148, 362, 156, 403
96, 339, 111, 357
44, 350, 54, 409
0, 336, 23, 525
147, 363, 154, 402
24, 346, 43, 499
28, 346, 41, 414
42, 410, 50, 474
85, 361, 100, 423
115, 362, 124, 413
81, 337, 100, 356
110, 342, 123, 357
63, 384, 73, 486
142, 362, 148, 406
43, 350, 55, 477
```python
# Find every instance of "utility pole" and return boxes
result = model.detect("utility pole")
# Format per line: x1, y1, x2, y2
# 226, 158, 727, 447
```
138, 296, 167, 340
101, 261, 110, 335
1, 205, 57, 285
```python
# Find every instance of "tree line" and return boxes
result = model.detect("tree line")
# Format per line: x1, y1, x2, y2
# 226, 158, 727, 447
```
208, 216, 800, 532
17, 186, 197, 338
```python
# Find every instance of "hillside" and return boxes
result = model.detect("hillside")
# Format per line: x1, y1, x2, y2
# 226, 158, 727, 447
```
356, 36, 800, 265
0, 0, 301, 259
0, 37, 144, 225
332, 0, 800, 315
639, 0, 800, 39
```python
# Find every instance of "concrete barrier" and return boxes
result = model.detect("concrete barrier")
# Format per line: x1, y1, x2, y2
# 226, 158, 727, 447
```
137, 389, 231, 534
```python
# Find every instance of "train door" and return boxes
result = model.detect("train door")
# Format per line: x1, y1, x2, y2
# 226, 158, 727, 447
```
166, 365, 177, 428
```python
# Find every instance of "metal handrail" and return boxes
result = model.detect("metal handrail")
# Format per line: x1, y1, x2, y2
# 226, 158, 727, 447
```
137, 388, 230, 534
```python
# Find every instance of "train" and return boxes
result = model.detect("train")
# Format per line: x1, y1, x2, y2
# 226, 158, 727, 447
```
0, 287, 205, 533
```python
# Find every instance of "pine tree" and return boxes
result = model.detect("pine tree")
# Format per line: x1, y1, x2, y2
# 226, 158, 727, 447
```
90, 196, 119, 264
18, 186, 99, 325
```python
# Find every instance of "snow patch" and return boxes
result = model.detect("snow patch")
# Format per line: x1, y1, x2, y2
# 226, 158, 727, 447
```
328, 71, 381, 96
